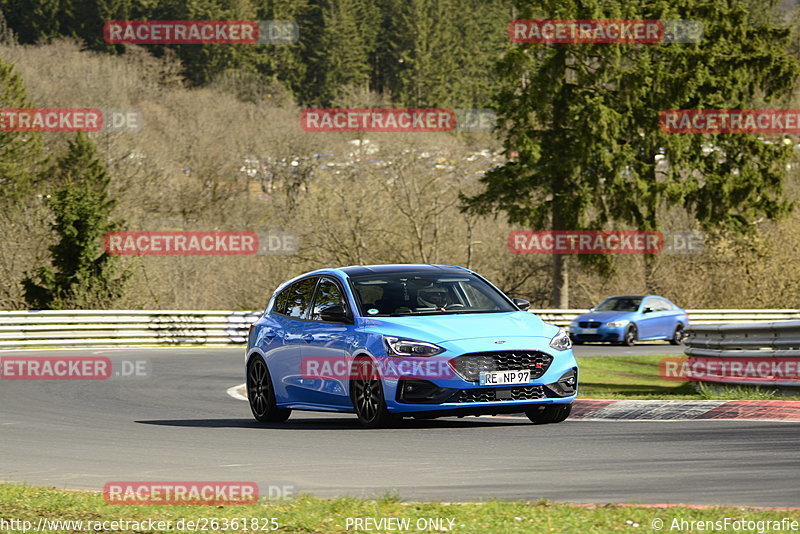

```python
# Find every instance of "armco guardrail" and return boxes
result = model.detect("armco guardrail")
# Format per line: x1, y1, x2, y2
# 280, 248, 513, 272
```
0, 310, 260, 349
1, 309, 800, 350
683, 321, 800, 387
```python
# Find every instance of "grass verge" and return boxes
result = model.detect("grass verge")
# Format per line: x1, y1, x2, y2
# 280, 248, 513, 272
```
577, 355, 800, 400
1, 484, 799, 533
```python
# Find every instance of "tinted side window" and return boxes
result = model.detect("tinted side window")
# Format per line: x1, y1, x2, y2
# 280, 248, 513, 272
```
656, 298, 673, 311
285, 277, 318, 319
272, 288, 290, 315
310, 279, 346, 321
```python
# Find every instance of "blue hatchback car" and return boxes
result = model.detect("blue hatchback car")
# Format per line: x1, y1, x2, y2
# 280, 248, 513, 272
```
246, 264, 577, 428
569, 295, 688, 346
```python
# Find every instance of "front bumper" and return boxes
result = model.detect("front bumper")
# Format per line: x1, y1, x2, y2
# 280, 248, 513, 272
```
396, 369, 575, 402
570, 325, 625, 342
379, 339, 578, 414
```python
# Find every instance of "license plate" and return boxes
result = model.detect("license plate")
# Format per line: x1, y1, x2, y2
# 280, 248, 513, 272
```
479, 370, 532, 386
582, 328, 597, 334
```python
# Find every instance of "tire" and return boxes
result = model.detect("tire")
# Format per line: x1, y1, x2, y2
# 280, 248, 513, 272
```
670, 323, 685, 345
247, 355, 291, 423
524, 404, 572, 424
623, 324, 637, 346
350, 357, 399, 428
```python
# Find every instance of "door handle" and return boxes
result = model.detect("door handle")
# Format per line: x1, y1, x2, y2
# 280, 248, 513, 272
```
302, 334, 314, 343
263, 329, 276, 338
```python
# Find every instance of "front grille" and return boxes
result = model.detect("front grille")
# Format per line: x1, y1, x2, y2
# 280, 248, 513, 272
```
579, 321, 601, 328
450, 351, 553, 383
576, 334, 602, 340
455, 385, 546, 403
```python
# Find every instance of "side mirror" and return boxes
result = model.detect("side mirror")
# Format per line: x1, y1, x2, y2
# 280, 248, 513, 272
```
319, 305, 352, 323
643, 307, 653, 314
512, 298, 530, 311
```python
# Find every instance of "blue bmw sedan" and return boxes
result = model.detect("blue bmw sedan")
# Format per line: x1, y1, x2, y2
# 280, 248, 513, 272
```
569, 295, 688, 346
246, 264, 577, 428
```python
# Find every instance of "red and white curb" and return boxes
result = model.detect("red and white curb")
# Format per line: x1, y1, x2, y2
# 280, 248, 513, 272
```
228, 384, 800, 421
570, 399, 800, 421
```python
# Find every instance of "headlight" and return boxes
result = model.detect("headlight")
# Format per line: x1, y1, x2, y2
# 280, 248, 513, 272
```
549, 329, 572, 351
384, 336, 444, 356
605, 320, 629, 328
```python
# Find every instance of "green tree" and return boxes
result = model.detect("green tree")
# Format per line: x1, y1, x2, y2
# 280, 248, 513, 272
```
386, 0, 509, 108
393, 0, 459, 107
0, 0, 133, 50
0, 0, 65, 44
68, 0, 134, 51
253, 0, 316, 101
23, 134, 128, 309
0, 57, 45, 203
612, 0, 797, 292
448, 0, 510, 108
463, 0, 799, 307
151, 0, 260, 86
309, 0, 379, 105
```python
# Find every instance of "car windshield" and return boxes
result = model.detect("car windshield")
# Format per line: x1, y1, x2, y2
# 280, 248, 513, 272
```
349, 272, 516, 317
594, 296, 643, 312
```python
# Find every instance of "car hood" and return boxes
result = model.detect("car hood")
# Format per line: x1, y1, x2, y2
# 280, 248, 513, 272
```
361, 311, 558, 343
574, 310, 634, 323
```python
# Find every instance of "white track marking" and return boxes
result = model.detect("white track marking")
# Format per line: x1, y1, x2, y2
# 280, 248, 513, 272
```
226, 383, 247, 401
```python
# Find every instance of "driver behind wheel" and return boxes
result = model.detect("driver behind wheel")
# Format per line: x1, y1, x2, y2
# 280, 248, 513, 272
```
417, 286, 450, 311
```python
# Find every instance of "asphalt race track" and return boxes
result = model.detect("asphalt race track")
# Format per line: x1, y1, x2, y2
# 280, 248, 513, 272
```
0, 347, 798, 507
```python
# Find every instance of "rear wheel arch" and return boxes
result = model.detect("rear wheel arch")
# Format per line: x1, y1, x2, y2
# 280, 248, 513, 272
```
246, 348, 267, 367
670, 322, 686, 345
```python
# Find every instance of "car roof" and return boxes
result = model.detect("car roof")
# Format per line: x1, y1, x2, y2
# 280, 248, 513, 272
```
276, 264, 472, 289
337, 264, 470, 277
600, 295, 676, 303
